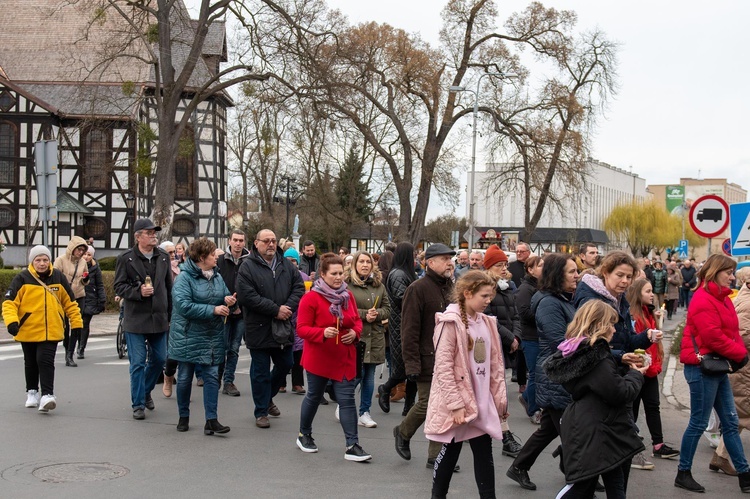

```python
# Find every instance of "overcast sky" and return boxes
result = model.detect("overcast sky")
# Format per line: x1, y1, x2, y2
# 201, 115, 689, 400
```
189, 0, 750, 218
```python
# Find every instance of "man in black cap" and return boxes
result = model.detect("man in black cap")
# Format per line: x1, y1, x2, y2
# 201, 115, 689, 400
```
114, 218, 173, 420
394, 243, 456, 469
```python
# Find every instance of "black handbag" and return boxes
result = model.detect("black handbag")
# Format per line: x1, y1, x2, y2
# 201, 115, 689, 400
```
691, 333, 748, 376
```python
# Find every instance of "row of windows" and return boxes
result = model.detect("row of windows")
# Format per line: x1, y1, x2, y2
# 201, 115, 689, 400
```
0, 120, 196, 197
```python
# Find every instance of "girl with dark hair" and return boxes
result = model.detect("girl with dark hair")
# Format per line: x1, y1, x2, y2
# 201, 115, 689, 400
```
295, 253, 370, 461
378, 242, 418, 414
626, 279, 679, 469
507, 253, 578, 491
426, 270, 508, 499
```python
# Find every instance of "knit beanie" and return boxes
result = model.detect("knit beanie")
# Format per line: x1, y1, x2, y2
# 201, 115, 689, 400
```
483, 244, 508, 269
284, 247, 300, 264
29, 245, 52, 263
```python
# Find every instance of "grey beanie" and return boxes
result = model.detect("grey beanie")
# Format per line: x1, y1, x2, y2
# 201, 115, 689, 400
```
29, 245, 52, 263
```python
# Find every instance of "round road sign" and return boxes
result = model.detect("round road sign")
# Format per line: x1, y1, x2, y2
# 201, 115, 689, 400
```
722, 238, 732, 256
689, 195, 729, 238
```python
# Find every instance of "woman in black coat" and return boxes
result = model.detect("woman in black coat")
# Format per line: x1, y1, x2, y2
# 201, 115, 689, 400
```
516, 255, 544, 423
78, 246, 106, 359
544, 300, 646, 498
377, 242, 417, 414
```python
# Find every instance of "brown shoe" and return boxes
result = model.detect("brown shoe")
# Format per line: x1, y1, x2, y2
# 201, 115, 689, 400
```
255, 416, 270, 428
162, 375, 174, 398
390, 382, 406, 402
710, 452, 738, 476
292, 385, 306, 394
268, 402, 281, 417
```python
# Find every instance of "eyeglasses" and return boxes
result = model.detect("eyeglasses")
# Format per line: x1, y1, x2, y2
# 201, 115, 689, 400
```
257, 238, 277, 245
516, 249, 529, 254
493, 262, 509, 268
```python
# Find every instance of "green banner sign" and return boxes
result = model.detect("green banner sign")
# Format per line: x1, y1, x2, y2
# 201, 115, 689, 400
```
666, 185, 685, 215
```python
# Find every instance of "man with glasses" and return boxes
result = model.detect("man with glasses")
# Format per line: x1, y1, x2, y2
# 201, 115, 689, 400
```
217, 230, 250, 397
114, 219, 173, 420
509, 242, 531, 288
236, 229, 305, 428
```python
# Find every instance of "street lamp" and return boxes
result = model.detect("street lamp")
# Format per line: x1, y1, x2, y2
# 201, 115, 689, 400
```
368, 213, 374, 253
124, 193, 135, 245
450, 71, 515, 251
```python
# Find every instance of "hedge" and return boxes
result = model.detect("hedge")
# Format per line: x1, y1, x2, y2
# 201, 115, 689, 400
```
0, 269, 120, 315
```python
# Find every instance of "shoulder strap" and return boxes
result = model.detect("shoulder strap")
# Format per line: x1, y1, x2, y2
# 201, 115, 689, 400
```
30, 272, 63, 308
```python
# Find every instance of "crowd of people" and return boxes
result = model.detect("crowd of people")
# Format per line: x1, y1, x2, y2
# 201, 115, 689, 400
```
4, 227, 750, 497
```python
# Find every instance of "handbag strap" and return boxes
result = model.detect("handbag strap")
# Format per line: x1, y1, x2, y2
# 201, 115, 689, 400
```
690, 331, 703, 361
30, 272, 63, 308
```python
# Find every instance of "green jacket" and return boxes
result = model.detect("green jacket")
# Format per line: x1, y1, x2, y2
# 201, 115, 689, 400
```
347, 278, 390, 365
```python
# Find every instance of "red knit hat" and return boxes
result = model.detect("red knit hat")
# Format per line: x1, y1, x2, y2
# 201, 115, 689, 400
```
483, 244, 508, 269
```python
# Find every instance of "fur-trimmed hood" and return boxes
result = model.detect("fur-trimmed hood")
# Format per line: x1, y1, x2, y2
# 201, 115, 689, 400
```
544, 338, 612, 385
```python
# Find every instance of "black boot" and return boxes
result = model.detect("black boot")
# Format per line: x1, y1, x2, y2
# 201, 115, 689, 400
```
739, 471, 750, 493
78, 324, 89, 359
502, 431, 523, 457
176, 417, 189, 432
65, 350, 78, 367
204, 419, 230, 435
675, 470, 705, 493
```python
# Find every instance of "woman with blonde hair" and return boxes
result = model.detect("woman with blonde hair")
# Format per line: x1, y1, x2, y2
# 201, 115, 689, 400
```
545, 300, 647, 498
344, 251, 390, 428
677, 254, 750, 492
426, 270, 508, 498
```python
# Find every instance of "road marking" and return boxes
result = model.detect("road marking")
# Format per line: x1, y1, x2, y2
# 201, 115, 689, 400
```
0, 341, 117, 361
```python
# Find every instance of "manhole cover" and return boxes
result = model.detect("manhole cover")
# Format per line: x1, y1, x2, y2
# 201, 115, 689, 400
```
32, 462, 129, 483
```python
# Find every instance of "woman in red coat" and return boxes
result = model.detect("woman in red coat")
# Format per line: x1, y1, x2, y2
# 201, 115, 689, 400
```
676, 254, 750, 493
295, 252, 368, 461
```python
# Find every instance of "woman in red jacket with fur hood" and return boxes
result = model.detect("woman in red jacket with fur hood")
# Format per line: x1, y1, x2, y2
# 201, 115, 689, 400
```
676, 254, 750, 493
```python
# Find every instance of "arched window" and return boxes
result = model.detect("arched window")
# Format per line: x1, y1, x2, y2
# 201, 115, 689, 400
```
0, 120, 18, 186
81, 125, 113, 191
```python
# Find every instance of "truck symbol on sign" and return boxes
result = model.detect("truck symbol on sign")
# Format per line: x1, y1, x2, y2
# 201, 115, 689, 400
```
697, 208, 723, 222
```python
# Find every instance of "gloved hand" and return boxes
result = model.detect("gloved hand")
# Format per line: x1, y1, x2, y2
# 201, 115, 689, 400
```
7, 322, 19, 336
72, 328, 83, 337
406, 373, 419, 383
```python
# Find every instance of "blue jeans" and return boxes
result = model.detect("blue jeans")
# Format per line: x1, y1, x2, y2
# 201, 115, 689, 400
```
678, 364, 749, 473
521, 340, 540, 416
301, 371, 359, 446
679, 287, 693, 308
249, 346, 293, 419
176, 362, 220, 420
358, 363, 377, 415
222, 318, 244, 384
125, 331, 167, 410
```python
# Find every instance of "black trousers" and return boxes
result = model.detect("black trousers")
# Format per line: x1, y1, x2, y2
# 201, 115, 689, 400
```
22, 341, 58, 396
63, 297, 84, 355
633, 375, 663, 445
432, 434, 496, 499
513, 407, 565, 471
79, 314, 93, 353
516, 349, 528, 386
291, 349, 304, 387
559, 460, 631, 499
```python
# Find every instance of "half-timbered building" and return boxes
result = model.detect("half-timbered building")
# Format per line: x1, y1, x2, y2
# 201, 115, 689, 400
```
0, 0, 229, 266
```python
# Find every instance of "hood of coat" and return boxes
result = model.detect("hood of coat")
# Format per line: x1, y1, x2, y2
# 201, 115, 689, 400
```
181, 256, 217, 280
735, 284, 750, 317
544, 338, 611, 386
435, 304, 463, 331
65, 236, 89, 259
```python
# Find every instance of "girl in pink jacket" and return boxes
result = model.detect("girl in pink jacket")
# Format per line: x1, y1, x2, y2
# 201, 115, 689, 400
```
425, 270, 508, 499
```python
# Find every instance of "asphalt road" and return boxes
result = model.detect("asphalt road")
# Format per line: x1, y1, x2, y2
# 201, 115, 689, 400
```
0, 336, 747, 498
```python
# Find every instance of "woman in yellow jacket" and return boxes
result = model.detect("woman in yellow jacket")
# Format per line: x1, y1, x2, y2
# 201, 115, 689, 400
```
3, 245, 83, 412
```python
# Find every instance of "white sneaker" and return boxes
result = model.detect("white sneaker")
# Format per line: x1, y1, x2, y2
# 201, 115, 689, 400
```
334, 404, 340, 422
25, 390, 40, 408
358, 412, 377, 428
38, 394, 57, 413
630, 451, 655, 470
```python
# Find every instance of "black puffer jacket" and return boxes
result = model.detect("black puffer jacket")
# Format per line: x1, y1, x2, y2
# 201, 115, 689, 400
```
544, 338, 644, 483
532, 290, 575, 410
484, 283, 521, 365
236, 246, 305, 349
82, 259, 106, 316
384, 267, 414, 380
515, 274, 539, 341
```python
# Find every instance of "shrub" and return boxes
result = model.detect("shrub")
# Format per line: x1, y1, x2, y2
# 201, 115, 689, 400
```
0, 269, 21, 300
98, 256, 117, 271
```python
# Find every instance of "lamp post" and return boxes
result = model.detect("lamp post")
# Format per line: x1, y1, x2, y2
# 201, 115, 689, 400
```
368, 213, 374, 253
450, 72, 515, 251
125, 193, 135, 246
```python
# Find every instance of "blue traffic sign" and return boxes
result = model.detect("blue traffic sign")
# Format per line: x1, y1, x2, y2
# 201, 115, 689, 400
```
730, 202, 750, 257
677, 239, 689, 259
